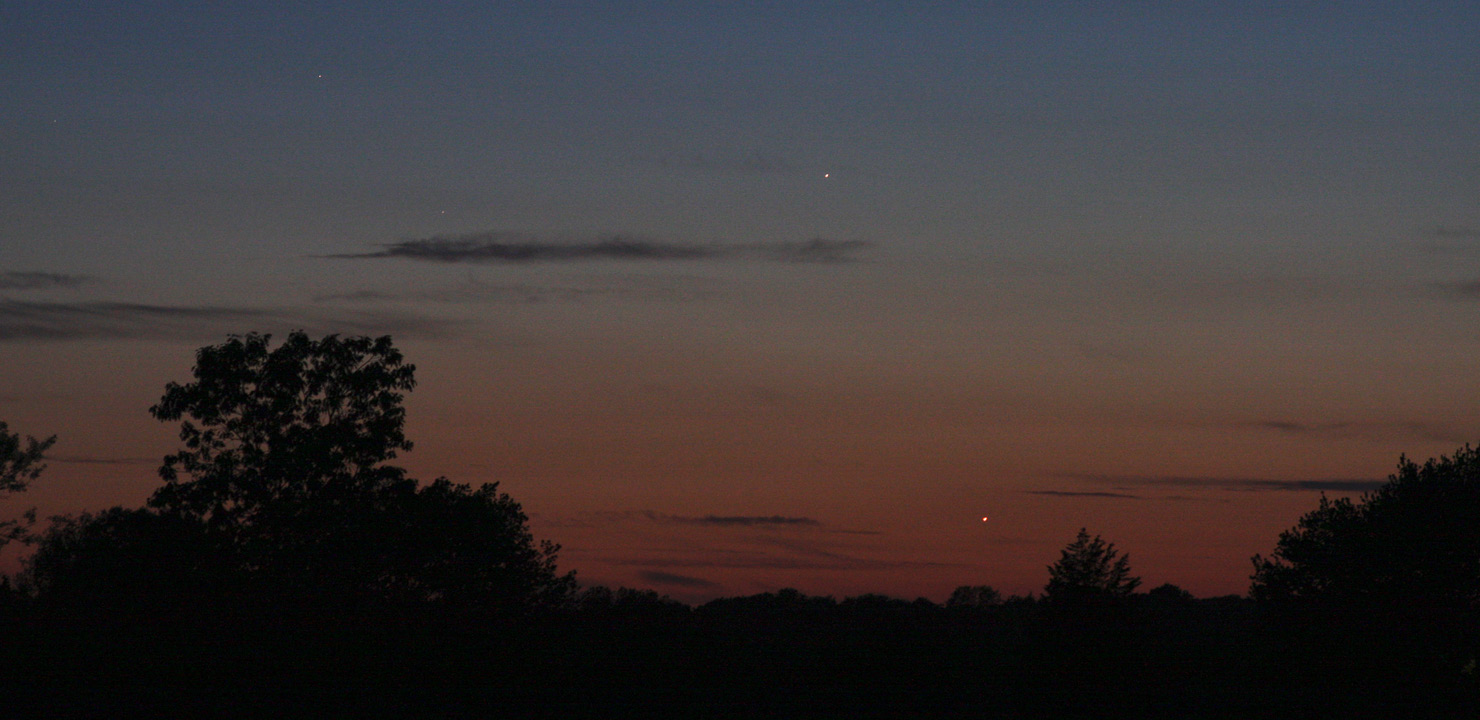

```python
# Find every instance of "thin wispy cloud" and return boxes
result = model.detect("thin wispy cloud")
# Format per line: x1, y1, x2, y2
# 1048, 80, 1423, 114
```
1244, 418, 1465, 444
686, 515, 822, 527
608, 554, 956, 571
1063, 473, 1385, 493
1419, 226, 1480, 252
765, 238, 872, 264
48, 454, 157, 466
1026, 490, 1141, 499
323, 232, 873, 265
619, 511, 821, 527
566, 512, 924, 574
331, 235, 709, 263
314, 277, 719, 306
0, 272, 94, 291
1435, 280, 1480, 300
637, 570, 720, 589
312, 290, 404, 303
549, 509, 883, 535
0, 299, 453, 342
542, 510, 823, 529
633, 150, 797, 176
0, 300, 268, 341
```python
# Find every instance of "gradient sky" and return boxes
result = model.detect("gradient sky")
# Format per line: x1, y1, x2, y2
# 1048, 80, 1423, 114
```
3, 2, 1479, 602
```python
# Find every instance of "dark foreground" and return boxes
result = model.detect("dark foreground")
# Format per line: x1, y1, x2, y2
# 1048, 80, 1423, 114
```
6, 593, 1476, 719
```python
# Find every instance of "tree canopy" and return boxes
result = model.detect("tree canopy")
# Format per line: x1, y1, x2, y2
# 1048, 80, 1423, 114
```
148, 332, 417, 530
0, 421, 54, 547
945, 584, 1003, 609
1, 421, 53, 496
24, 330, 576, 609
22, 507, 236, 607
1044, 528, 1141, 604
1250, 445, 1480, 608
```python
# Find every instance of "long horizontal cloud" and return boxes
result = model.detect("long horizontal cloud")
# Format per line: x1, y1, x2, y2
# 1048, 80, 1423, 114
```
1063, 473, 1385, 493
0, 272, 93, 290
336, 236, 709, 262
621, 511, 820, 527
637, 570, 720, 589
629, 149, 798, 176
1436, 281, 1480, 301
315, 277, 720, 306
607, 554, 957, 571
0, 299, 452, 342
324, 233, 872, 265
1026, 490, 1141, 499
1420, 226, 1480, 252
546, 510, 889, 536
1244, 418, 1466, 444
48, 454, 157, 466
0, 300, 268, 341
682, 514, 822, 527
580, 518, 932, 572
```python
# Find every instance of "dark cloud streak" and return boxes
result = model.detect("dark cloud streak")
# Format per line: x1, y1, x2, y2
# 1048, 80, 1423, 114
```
636, 570, 720, 589
49, 454, 157, 466
314, 278, 719, 306
0, 300, 268, 341
688, 515, 821, 527
331, 235, 711, 263
1436, 280, 1480, 300
1064, 473, 1385, 493
631, 511, 820, 527
324, 233, 873, 265
608, 555, 957, 571
1245, 418, 1464, 444
1420, 226, 1480, 253
0, 299, 452, 342
1026, 490, 1141, 499
0, 272, 94, 290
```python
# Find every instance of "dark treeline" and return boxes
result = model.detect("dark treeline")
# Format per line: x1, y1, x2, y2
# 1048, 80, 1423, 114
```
2, 333, 1478, 718
4, 580, 1471, 718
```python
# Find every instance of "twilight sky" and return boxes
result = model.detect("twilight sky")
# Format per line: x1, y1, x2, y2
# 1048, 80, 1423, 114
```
3, 2, 1479, 602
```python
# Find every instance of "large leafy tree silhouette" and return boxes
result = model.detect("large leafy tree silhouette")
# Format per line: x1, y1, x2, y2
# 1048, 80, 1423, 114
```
143, 331, 571, 608
150, 332, 417, 529
1251, 445, 1480, 608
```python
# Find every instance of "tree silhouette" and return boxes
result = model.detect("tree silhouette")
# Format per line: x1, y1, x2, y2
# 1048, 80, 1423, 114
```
142, 331, 571, 608
1, 421, 55, 547
1045, 528, 1141, 604
1145, 583, 1195, 603
149, 332, 417, 531
945, 584, 1002, 609
344, 477, 575, 608
22, 507, 236, 607
1251, 444, 1480, 608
